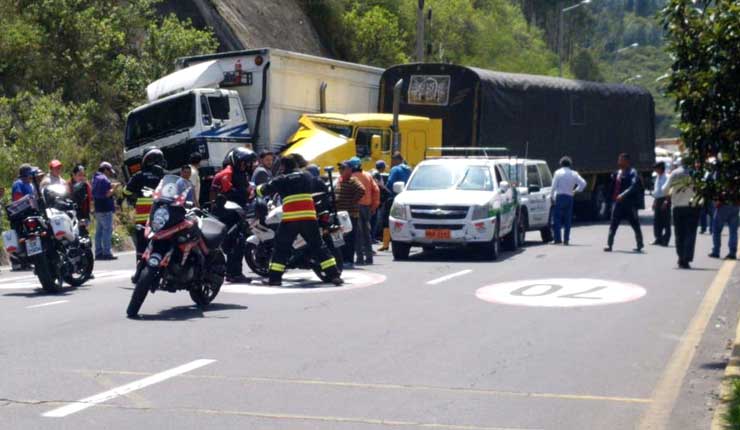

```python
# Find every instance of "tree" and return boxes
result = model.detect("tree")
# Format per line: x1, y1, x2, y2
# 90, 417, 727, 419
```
661, 0, 740, 202
570, 49, 604, 82
342, 5, 409, 67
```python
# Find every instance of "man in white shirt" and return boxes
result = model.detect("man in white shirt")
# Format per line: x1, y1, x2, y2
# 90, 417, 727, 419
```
662, 158, 699, 269
651, 161, 671, 246
550, 156, 587, 245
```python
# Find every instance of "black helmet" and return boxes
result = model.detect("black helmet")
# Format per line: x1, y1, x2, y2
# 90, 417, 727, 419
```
230, 147, 257, 172
142, 147, 165, 169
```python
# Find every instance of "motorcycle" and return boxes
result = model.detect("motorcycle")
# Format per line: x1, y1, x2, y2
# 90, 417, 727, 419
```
244, 167, 353, 283
2, 183, 94, 292
126, 175, 228, 317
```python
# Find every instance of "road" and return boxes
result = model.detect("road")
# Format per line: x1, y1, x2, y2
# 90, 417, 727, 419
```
1, 209, 738, 430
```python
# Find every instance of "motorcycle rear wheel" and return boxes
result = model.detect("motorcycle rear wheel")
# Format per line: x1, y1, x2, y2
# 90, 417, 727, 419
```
127, 266, 157, 317
312, 243, 344, 283
244, 242, 271, 278
190, 252, 225, 307
34, 254, 63, 293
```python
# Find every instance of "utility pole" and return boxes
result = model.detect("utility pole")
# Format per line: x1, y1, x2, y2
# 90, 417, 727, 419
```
416, 0, 425, 63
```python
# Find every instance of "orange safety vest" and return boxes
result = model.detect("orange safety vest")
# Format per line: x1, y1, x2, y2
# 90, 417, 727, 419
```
281, 193, 317, 222
134, 197, 153, 225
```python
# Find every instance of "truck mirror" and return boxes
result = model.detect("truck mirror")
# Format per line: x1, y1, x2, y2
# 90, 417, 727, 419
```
392, 182, 405, 195
500, 181, 511, 193
371, 135, 381, 149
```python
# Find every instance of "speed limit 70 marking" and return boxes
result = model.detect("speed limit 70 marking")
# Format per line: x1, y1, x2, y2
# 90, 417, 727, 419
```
475, 278, 646, 308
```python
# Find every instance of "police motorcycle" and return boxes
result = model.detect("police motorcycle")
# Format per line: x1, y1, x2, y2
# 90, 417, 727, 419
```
126, 175, 227, 317
2, 183, 94, 292
244, 167, 353, 282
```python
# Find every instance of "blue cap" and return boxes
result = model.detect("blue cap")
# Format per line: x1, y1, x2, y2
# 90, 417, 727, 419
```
375, 160, 386, 169
349, 157, 361, 169
306, 164, 320, 177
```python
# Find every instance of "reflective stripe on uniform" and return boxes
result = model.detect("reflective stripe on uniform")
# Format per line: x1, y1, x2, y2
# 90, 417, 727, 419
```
269, 262, 286, 272
256, 185, 264, 197
134, 214, 149, 222
282, 211, 317, 221
320, 258, 336, 270
282, 193, 313, 204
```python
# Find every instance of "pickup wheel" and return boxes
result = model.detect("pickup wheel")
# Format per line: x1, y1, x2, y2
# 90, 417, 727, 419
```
502, 215, 520, 251
392, 241, 411, 261
540, 208, 554, 243
483, 220, 501, 261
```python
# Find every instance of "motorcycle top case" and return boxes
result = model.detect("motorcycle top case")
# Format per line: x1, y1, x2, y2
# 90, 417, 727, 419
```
2, 230, 19, 253
336, 211, 353, 234
47, 209, 76, 241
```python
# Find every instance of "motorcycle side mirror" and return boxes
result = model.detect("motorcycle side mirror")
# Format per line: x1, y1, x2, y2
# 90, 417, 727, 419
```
324, 166, 334, 173
224, 201, 241, 211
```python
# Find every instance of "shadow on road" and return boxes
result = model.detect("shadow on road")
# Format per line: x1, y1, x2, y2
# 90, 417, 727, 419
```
407, 246, 525, 263
3, 285, 87, 298
136, 303, 248, 321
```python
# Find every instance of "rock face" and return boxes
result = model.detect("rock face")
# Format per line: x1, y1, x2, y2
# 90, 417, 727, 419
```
158, 0, 327, 55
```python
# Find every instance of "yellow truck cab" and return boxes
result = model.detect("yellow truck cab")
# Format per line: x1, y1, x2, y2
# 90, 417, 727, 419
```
282, 113, 442, 172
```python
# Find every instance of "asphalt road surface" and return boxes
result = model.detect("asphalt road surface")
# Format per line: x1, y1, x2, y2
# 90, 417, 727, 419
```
2, 209, 739, 430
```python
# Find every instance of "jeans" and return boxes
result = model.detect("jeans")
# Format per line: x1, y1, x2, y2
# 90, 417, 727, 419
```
653, 197, 671, 245
94, 211, 114, 257
607, 203, 644, 248
552, 195, 574, 243
700, 202, 713, 233
712, 205, 739, 256
355, 205, 373, 263
673, 206, 700, 263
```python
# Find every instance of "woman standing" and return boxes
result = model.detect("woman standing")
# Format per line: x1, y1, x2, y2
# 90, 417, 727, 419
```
69, 164, 92, 237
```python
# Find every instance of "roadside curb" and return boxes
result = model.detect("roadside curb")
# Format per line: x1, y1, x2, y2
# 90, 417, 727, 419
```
711, 261, 740, 430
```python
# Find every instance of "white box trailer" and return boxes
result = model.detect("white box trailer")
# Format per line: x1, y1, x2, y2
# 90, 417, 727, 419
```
123, 48, 382, 185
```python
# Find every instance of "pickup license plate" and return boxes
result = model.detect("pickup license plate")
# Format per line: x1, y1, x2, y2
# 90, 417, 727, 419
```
26, 237, 43, 256
331, 231, 345, 247
425, 229, 451, 240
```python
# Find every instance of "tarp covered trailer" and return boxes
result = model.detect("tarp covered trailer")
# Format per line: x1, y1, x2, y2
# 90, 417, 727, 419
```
379, 63, 656, 219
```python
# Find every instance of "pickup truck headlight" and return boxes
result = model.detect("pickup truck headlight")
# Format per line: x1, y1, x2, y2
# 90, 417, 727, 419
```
471, 204, 492, 220
389, 202, 409, 220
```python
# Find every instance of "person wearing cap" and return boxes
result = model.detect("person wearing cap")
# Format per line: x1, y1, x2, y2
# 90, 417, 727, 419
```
662, 157, 699, 269
380, 152, 412, 251
550, 156, 587, 245
92, 162, 118, 260
251, 150, 274, 186
371, 160, 390, 244
11, 164, 38, 201
335, 161, 366, 268
349, 157, 379, 265
40, 159, 67, 191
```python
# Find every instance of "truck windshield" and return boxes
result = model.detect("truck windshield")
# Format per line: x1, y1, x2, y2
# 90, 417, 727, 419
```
407, 164, 493, 191
125, 93, 196, 149
314, 122, 353, 138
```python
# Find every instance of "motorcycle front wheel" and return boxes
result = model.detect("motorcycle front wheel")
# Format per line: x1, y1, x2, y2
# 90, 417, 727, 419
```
127, 266, 157, 317
63, 246, 94, 287
311, 242, 344, 283
244, 241, 271, 278
34, 254, 63, 293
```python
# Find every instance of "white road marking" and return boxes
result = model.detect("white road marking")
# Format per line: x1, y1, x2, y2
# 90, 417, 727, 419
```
426, 270, 473, 285
476, 278, 646, 308
0, 270, 133, 290
26, 300, 69, 309
221, 270, 386, 295
42, 359, 216, 418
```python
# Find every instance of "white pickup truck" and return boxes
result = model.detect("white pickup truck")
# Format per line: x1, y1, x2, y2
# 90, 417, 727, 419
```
388, 157, 523, 260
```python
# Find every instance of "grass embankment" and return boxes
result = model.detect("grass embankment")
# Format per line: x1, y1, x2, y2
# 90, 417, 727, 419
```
726, 379, 740, 429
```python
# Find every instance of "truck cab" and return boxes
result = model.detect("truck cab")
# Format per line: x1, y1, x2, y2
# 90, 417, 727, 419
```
282, 113, 442, 172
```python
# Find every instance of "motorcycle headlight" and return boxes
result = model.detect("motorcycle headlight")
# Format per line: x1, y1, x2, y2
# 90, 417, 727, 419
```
150, 208, 170, 232
471, 204, 492, 220
389, 202, 409, 220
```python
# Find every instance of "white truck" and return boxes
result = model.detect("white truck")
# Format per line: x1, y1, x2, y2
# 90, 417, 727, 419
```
123, 48, 383, 189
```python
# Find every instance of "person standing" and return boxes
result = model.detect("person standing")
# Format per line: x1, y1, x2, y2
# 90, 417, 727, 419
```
662, 159, 700, 269
189, 153, 202, 206
40, 160, 67, 191
92, 162, 118, 260
651, 162, 671, 246
251, 150, 274, 186
11, 164, 37, 202
335, 161, 366, 268
350, 157, 379, 265
379, 152, 412, 251
604, 153, 645, 252
178, 164, 196, 205
709, 199, 739, 260
371, 160, 390, 243
550, 156, 587, 245
69, 165, 92, 237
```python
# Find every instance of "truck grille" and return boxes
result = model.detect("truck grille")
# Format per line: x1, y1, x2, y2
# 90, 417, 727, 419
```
413, 224, 465, 231
409, 205, 469, 220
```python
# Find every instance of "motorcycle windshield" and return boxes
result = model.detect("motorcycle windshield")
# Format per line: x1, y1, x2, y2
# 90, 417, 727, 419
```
153, 175, 191, 207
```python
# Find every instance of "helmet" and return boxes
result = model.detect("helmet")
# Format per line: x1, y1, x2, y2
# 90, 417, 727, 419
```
349, 156, 361, 170
19, 164, 33, 178
229, 147, 257, 172
142, 147, 165, 169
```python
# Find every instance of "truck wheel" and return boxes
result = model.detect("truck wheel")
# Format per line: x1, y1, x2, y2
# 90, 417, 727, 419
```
392, 241, 411, 260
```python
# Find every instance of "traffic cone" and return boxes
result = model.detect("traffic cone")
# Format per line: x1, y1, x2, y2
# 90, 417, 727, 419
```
378, 228, 390, 251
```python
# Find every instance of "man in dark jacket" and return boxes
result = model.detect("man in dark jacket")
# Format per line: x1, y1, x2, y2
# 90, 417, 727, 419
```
604, 153, 644, 252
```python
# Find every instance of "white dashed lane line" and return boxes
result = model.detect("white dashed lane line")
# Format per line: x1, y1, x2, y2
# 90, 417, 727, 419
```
26, 300, 69, 309
42, 359, 217, 418
426, 270, 473, 285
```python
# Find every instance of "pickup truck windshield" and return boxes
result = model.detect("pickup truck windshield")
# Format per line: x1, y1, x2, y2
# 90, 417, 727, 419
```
407, 165, 493, 191
125, 93, 196, 149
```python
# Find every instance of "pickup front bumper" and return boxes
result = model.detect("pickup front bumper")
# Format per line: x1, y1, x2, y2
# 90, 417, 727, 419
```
388, 216, 497, 246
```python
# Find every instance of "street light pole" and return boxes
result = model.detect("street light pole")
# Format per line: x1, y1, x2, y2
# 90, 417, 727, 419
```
558, 0, 592, 77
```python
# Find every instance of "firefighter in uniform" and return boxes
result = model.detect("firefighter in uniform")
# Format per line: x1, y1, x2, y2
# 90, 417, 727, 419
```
122, 148, 165, 281
210, 147, 257, 283
256, 156, 343, 287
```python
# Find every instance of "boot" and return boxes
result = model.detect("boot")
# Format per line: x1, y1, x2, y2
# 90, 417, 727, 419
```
378, 228, 390, 251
